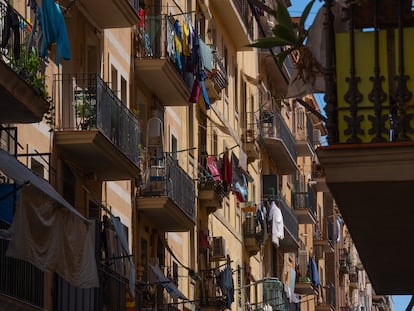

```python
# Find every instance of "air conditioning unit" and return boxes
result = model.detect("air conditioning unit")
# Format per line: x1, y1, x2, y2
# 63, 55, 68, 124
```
313, 129, 321, 145
211, 236, 226, 261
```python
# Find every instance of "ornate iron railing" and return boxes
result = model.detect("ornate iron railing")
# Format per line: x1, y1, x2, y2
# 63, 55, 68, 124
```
53, 73, 141, 167
261, 111, 298, 161
323, 0, 414, 143
142, 154, 196, 223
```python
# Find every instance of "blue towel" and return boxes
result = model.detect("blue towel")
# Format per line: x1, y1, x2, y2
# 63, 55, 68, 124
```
39, 0, 71, 64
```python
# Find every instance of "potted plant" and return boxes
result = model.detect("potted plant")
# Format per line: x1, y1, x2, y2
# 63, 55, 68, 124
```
73, 89, 97, 130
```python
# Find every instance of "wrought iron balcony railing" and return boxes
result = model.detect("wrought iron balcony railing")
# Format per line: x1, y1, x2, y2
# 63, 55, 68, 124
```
232, 0, 254, 39
0, 221, 44, 307
295, 113, 315, 145
292, 182, 316, 215
260, 111, 298, 160
142, 154, 196, 223
243, 212, 264, 241
323, 0, 414, 144
278, 197, 299, 242
317, 283, 336, 308
54, 73, 141, 167
135, 15, 194, 88
0, 2, 47, 98
54, 219, 130, 310
210, 48, 228, 93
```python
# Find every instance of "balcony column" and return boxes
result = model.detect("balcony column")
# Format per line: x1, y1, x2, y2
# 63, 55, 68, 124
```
323, 0, 338, 144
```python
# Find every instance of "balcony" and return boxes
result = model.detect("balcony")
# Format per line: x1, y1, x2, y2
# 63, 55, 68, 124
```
209, 0, 253, 50
295, 113, 315, 157
242, 122, 260, 163
54, 218, 131, 310
198, 156, 227, 213
259, 47, 290, 97
278, 198, 299, 252
349, 271, 358, 290
316, 283, 336, 311
53, 73, 140, 181
310, 162, 329, 193
204, 48, 228, 103
317, 0, 414, 294
292, 182, 317, 224
198, 179, 225, 214
76, 0, 138, 28
135, 15, 192, 106
260, 111, 298, 174
137, 154, 195, 232
314, 218, 335, 258
295, 280, 317, 295
0, 2, 49, 124
0, 221, 44, 309
339, 250, 351, 275
243, 210, 263, 255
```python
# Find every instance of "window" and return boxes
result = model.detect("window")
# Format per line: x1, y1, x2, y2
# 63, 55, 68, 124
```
121, 76, 127, 105
250, 94, 255, 131
234, 65, 238, 113
212, 130, 218, 157
297, 108, 305, 130
225, 201, 230, 222
111, 65, 118, 94
31, 158, 44, 179
242, 82, 247, 132
224, 98, 229, 121
224, 46, 228, 95
171, 134, 178, 160
173, 261, 178, 284
189, 104, 194, 151
62, 161, 76, 206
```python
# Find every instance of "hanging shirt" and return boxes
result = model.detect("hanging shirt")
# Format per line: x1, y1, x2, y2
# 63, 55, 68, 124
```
166, 19, 174, 58
309, 257, 320, 287
186, 16, 193, 52
269, 201, 284, 246
138, 8, 145, 28
183, 20, 190, 56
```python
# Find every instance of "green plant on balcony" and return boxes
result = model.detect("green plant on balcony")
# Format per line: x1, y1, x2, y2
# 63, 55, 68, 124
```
12, 45, 54, 129
72, 91, 97, 130
249, 0, 321, 83
12, 45, 48, 99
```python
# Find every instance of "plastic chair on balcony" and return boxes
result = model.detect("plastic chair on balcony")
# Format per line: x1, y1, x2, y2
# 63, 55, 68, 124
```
144, 117, 165, 194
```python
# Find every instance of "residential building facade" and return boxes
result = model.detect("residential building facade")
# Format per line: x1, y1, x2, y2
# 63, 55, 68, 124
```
0, 0, 394, 310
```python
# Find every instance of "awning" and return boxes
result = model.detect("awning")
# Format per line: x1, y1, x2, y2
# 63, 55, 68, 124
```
149, 264, 187, 300
0, 148, 99, 288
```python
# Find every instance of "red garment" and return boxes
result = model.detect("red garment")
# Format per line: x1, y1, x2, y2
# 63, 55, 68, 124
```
138, 9, 145, 28
199, 230, 210, 249
207, 156, 221, 181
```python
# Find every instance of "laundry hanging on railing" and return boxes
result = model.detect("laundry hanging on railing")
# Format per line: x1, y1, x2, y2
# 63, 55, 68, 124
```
268, 201, 284, 246
38, 0, 71, 64
1, 2, 20, 60
308, 256, 320, 287
232, 153, 248, 202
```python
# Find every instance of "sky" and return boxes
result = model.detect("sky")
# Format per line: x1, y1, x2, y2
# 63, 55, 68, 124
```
287, 2, 412, 310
